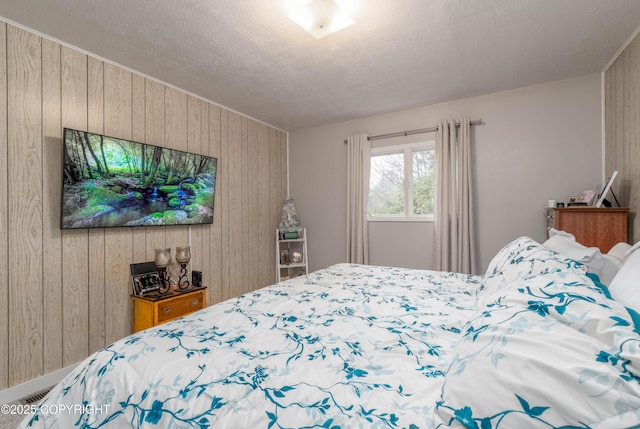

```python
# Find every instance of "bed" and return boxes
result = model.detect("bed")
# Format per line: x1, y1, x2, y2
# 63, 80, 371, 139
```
19, 236, 640, 428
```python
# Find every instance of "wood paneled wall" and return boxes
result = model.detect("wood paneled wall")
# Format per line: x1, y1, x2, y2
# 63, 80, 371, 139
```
605, 30, 640, 243
0, 23, 287, 389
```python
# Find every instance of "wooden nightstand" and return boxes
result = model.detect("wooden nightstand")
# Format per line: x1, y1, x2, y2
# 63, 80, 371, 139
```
131, 286, 207, 333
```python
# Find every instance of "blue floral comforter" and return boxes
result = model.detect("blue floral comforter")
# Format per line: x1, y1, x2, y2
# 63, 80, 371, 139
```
19, 238, 640, 428
20, 263, 480, 428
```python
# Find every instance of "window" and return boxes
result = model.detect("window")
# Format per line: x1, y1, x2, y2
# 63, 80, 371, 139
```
367, 141, 435, 221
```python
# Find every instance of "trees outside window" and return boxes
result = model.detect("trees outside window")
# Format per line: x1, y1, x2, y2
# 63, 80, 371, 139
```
368, 142, 435, 221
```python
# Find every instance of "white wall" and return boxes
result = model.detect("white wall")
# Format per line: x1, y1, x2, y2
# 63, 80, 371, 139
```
289, 74, 603, 273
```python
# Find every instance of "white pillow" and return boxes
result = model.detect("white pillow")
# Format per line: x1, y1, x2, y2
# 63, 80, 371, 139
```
608, 242, 632, 260
599, 254, 623, 285
609, 249, 640, 311
547, 228, 575, 240
624, 240, 640, 260
542, 233, 604, 274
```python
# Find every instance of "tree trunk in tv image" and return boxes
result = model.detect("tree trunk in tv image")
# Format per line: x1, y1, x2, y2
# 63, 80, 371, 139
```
61, 129, 216, 229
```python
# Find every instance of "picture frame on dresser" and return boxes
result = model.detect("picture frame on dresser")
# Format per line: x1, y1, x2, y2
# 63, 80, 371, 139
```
595, 170, 618, 207
130, 261, 161, 296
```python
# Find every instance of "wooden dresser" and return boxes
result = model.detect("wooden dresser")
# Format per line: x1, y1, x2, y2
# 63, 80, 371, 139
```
547, 207, 628, 253
131, 286, 207, 333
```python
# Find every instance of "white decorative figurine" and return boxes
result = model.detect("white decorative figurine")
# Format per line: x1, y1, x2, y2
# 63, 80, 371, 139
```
279, 196, 302, 239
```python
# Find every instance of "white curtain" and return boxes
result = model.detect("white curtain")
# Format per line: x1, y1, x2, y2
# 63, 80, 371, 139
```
346, 133, 371, 264
434, 117, 477, 274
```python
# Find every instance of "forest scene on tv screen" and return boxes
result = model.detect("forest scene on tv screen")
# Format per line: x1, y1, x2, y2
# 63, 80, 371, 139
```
61, 129, 217, 229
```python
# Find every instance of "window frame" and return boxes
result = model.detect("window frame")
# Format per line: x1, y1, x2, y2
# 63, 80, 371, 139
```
367, 140, 435, 223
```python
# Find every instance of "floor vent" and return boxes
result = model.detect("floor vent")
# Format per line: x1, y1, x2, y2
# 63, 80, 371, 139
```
20, 387, 52, 405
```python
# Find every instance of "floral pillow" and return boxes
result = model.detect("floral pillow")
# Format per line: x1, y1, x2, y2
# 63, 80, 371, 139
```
435, 252, 640, 428
479, 236, 585, 307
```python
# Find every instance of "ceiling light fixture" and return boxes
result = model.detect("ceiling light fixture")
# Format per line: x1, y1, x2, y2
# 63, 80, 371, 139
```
286, 0, 356, 39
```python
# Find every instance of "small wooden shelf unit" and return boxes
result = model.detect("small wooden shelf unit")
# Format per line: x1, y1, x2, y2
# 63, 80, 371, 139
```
276, 228, 308, 282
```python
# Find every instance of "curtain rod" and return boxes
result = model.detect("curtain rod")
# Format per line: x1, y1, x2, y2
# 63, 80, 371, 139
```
343, 120, 484, 144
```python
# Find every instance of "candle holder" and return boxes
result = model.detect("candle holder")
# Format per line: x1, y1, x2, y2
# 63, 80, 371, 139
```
154, 248, 172, 294
175, 246, 191, 289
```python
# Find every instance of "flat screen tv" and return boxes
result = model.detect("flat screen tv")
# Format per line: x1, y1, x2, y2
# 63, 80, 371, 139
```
61, 128, 217, 229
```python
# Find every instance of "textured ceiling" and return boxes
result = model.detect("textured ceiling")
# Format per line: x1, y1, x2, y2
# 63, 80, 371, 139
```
1, 0, 639, 131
